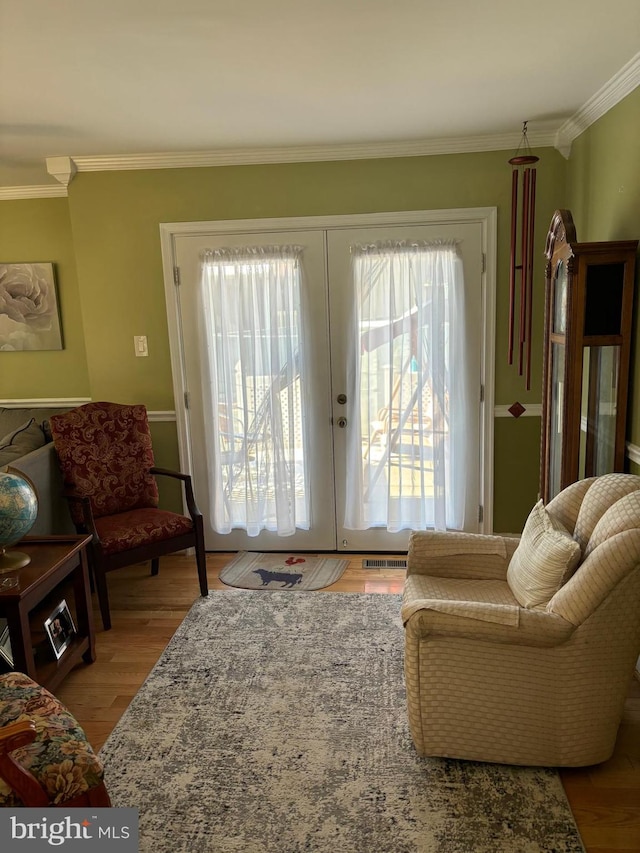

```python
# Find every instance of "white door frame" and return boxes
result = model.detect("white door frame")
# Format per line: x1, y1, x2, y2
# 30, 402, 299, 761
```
160, 206, 497, 535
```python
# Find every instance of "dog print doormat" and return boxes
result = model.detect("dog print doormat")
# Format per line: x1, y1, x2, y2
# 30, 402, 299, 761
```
220, 552, 349, 591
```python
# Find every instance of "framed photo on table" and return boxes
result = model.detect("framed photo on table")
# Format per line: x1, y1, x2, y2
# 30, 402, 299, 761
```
0, 619, 13, 668
44, 600, 76, 660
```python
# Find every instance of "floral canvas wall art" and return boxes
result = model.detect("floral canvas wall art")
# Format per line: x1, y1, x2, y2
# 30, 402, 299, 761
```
0, 263, 63, 351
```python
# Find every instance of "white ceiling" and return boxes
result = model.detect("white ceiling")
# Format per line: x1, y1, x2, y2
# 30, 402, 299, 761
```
1, 0, 639, 189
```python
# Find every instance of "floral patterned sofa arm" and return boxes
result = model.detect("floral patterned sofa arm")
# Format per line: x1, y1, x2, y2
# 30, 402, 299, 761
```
0, 672, 111, 808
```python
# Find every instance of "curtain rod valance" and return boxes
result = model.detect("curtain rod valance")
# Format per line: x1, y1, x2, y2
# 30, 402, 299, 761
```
351, 239, 461, 257
201, 245, 304, 263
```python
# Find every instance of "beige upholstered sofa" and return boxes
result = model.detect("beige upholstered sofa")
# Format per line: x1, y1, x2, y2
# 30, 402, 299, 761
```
402, 473, 640, 767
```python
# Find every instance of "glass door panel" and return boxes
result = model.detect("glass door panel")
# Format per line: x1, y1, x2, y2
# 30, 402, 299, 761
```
549, 342, 565, 499
553, 261, 568, 334
327, 223, 483, 551
582, 345, 620, 477
175, 230, 335, 551
170, 216, 487, 552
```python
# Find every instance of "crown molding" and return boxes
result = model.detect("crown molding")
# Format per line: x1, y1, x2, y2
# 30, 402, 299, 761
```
67, 129, 557, 174
0, 129, 557, 195
0, 184, 67, 200
2, 45, 637, 195
555, 51, 640, 158
46, 156, 77, 187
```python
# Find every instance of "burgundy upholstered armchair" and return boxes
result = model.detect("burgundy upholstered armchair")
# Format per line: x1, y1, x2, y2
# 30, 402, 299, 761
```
50, 402, 208, 630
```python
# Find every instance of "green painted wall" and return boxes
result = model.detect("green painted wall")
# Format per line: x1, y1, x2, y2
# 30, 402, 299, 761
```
2, 148, 569, 530
65, 150, 566, 530
567, 87, 640, 475
67, 152, 566, 411
0, 197, 89, 398
5, 102, 637, 532
148, 420, 183, 512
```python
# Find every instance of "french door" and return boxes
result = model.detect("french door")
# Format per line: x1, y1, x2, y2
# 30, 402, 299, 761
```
164, 211, 491, 552
327, 224, 483, 551
174, 230, 335, 551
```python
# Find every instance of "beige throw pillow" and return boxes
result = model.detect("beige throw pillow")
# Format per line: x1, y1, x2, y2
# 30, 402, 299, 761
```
507, 499, 581, 608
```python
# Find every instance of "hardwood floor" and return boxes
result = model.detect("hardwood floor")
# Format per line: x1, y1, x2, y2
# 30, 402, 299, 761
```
54, 553, 640, 852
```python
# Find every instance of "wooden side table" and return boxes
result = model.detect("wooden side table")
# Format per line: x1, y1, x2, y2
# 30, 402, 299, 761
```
0, 535, 95, 692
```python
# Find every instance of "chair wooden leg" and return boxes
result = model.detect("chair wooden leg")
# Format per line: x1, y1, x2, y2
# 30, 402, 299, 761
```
150, 557, 160, 576
93, 566, 112, 631
194, 519, 208, 597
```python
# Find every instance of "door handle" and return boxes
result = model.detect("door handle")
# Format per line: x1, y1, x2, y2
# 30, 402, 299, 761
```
336, 417, 347, 428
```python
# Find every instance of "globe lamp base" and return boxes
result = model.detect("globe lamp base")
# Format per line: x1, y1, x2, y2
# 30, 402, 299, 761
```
0, 549, 31, 571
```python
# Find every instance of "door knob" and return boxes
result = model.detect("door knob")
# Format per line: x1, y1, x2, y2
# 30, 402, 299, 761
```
336, 417, 347, 428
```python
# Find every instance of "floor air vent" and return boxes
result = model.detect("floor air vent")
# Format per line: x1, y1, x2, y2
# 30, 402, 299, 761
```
362, 558, 407, 569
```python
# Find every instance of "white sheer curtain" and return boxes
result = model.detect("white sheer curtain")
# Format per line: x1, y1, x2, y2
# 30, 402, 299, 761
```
345, 240, 471, 532
198, 246, 309, 536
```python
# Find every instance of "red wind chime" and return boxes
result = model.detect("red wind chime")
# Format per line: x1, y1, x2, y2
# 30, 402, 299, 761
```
508, 121, 539, 391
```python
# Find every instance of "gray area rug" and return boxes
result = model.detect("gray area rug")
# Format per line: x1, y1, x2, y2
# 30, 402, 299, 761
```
220, 551, 349, 590
100, 591, 585, 853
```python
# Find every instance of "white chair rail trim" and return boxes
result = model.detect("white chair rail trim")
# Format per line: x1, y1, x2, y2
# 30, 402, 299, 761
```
1, 399, 636, 460
493, 404, 543, 418
0, 398, 91, 408
0, 399, 175, 423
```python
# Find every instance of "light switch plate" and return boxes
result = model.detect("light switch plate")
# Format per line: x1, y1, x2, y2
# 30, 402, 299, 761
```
134, 335, 148, 357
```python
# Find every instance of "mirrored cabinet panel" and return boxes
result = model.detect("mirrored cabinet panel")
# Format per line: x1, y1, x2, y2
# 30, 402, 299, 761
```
540, 210, 638, 502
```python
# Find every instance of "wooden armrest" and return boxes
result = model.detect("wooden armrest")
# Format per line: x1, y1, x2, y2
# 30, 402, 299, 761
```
151, 466, 189, 482
0, 720, 37, 755
0, 720, 49, 806
150, 467, 202, 520
60, 489, 101, 543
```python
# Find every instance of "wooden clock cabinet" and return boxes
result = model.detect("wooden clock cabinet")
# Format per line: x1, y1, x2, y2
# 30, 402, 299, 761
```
540, 209, 638, 502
